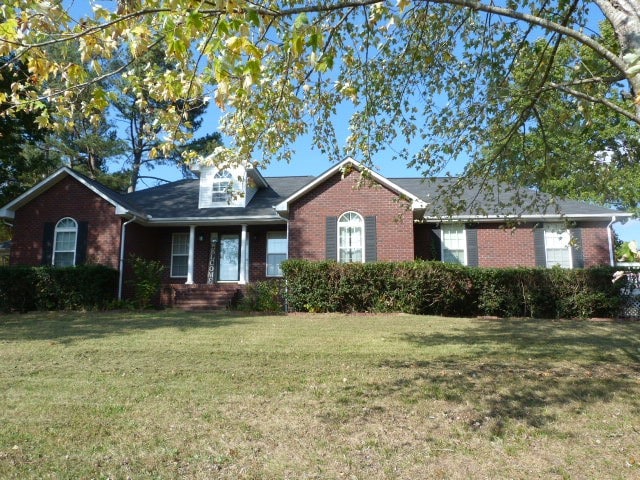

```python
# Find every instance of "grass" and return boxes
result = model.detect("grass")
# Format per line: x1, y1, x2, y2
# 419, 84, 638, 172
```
1, 310, 639, 479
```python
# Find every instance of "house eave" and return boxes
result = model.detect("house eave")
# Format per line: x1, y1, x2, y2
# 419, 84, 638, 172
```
140, 215, 286, 226
421, 212, 632, 223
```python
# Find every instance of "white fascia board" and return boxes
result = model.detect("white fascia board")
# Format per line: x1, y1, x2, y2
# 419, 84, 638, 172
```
423, 212, 632, 222
0, 167, 69, 214
274, 157, 427, 214
143, 215, 286, 226
247, 165, 269, 188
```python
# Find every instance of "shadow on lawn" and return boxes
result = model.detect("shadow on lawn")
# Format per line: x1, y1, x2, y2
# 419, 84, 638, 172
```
398, 318, 640, 364
356, 320, 640, 434
0, 310, 251, 344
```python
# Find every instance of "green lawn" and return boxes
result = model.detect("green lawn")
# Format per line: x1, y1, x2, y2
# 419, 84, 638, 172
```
1, 311, 639, 479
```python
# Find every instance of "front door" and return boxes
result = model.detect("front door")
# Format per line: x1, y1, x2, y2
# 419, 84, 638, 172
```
218, 234, 240, 281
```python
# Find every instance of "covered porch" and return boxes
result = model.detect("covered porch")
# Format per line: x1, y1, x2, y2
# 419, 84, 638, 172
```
124, 222, 287, 309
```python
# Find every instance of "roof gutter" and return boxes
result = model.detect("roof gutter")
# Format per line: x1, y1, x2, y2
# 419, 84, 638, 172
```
607, 215, 617, 267
118, 215, 138, 301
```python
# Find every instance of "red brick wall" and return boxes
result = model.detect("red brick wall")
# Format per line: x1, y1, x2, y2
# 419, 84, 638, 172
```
10, 176, 121, 268
413, 221, 612, 268
580, 221, 613, 267
288, 171, 415, 261
476, 223, 538, 268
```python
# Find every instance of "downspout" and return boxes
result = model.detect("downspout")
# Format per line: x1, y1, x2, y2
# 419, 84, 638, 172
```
2, 220, 13, 228
284, 220, 289, 314
607, 216, 617, 267
118, 215, 137, 300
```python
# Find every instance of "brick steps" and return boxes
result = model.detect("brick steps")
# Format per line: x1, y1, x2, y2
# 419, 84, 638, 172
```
164, 284, 244, 310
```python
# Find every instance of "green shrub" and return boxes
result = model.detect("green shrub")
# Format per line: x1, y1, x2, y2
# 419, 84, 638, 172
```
238, 280, 285, 312
281, 260, 621, 319
127, 255, 165, 309
0, 265, 118, 312
0, 266, 38, 312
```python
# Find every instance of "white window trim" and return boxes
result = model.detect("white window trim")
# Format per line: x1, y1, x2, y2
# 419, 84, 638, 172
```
441, 224, 467, 266
266, 231, 288, 277
211, 170, 233, 203
337, 211, 365, 263
171, 232, 189, 278
52, 217, 78, 267
543, 224, 573, 269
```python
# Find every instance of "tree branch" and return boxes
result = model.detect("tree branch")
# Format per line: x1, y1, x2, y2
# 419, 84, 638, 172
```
546, 81, 640, 123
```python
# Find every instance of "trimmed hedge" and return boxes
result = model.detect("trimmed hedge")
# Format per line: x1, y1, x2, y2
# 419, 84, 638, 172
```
0, 265, 118, 312
281, 260, 622, 319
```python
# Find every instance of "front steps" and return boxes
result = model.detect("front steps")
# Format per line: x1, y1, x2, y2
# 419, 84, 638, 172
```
162, 284, 244, 310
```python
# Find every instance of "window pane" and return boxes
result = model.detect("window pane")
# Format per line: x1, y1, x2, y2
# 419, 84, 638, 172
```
54, 218, 77, 267
172, 256, 188, 277
267, 253, 287, 276
54, 252, 75, 267
340, 249, 362, 263
546, 248, 571, 268
57, 218, 76, 229
443, 249, 464, 264
171, 233, 189, 277
442, 225, 465, 265
267, 233, 287, 276
55, 231, 76, 251
338, 212, 364, 263
212, 180, 231, 202
267, 235, 287, 254
173, 234, 189, 254
544, 225, 571, 268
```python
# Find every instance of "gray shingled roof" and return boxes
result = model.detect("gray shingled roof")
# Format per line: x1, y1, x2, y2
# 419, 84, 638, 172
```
391, 177, 620, 218
69, 169, 145, 216
78, 170, 620, 221
125, 176, 315, 219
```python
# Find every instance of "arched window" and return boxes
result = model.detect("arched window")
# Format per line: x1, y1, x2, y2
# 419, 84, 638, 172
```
53, 217, 78, 267
212, 170, 233, 203
338, 212, 364, 263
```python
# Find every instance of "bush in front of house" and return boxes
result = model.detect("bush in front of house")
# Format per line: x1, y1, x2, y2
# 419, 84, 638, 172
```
238, 280, 286, 312
281, 260, 622, 319
127, 255, 165, 309
0, 265, 118, 312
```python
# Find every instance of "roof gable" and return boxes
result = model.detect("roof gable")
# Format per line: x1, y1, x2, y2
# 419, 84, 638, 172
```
0, 167, 144, 220
274, 158, 427, 216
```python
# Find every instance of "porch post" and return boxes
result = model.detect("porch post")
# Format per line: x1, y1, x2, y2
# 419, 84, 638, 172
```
239, 224, 247, 285
186, 225, 196, 284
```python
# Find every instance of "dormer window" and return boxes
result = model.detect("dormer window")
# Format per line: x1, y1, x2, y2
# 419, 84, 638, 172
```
212, 170, 233, 203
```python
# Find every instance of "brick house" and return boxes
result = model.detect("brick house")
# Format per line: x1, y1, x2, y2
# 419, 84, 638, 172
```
0, 158, 630, 308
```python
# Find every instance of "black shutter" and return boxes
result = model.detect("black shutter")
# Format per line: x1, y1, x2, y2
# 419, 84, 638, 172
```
431, 228, 442, 261
466, 225, 478, 267
364, 216, 377, 262
76, 221, 89, 265
325, 216, 337, 260
570, 227, 584, 269
42, 223, 54, 265
534, 226, 546, 267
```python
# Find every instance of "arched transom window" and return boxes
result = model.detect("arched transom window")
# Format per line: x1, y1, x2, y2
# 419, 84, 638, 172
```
53, 217, 78, 267
212, 170, 233, 203
338, 211, 364, 263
